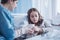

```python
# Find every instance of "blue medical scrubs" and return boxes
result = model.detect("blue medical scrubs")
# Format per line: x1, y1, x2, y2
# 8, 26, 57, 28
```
0, 5, 14, 40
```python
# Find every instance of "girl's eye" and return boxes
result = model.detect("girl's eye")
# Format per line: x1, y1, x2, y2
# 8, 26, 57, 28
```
35, 15, 37, 17
31, 14, 38, 18
31, 16, 34, 18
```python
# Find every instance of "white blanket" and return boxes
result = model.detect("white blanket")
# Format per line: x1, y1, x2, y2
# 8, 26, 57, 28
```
26, 27, 60, 40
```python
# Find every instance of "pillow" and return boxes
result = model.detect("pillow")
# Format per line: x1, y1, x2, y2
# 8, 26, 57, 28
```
12, 14, 28, 29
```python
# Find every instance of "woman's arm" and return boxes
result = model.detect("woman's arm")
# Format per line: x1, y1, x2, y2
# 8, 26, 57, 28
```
0, 12, 14, 40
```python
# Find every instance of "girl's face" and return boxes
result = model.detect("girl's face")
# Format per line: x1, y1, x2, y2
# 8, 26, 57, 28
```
30, 11, 39, 24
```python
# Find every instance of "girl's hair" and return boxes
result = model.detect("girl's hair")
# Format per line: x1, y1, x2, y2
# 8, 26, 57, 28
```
27, 8, 43, 26
1, 0, 17, 4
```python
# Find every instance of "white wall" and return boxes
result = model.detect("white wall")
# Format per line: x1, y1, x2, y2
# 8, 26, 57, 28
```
51, 0, 60, 25
32, 0, 52, 19
32, 0, 60, 24
12, 0, 60, 25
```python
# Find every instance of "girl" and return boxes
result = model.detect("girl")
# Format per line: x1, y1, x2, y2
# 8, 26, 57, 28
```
15, 8, 52, 40
26, 8, 44, 35
21, 8, 51, 38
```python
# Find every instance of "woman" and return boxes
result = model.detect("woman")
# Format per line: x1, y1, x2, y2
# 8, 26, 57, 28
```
0, 0, 18, 40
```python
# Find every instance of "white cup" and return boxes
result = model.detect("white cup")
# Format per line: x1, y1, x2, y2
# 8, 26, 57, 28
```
27, 24, 35, 29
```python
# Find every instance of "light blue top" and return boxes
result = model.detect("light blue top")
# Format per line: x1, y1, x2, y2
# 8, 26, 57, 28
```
0, 5, 14, 40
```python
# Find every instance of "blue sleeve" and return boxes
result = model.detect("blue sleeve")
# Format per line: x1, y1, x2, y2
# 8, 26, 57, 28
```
0, 11, 14, 40
0, 35, 5, 40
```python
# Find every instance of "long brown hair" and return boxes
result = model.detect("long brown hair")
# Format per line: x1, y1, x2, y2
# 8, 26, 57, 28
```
27, 8, 43, 26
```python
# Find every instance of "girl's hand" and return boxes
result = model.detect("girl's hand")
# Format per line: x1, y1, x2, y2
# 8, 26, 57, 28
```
33, 26, 43, 35
27, 28, 35, 35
